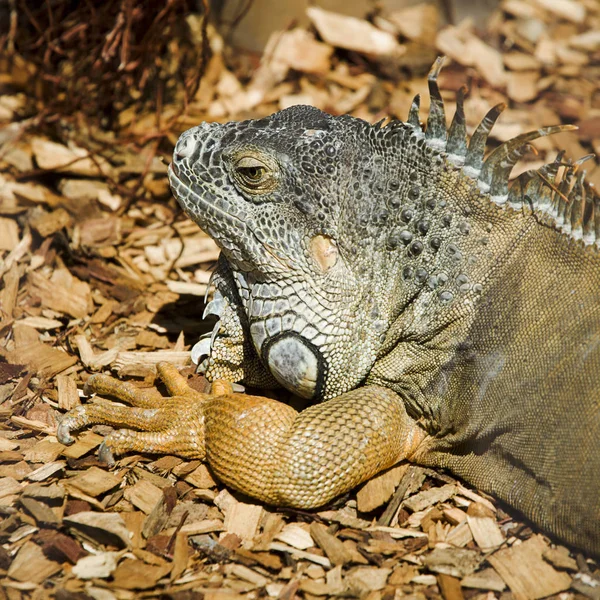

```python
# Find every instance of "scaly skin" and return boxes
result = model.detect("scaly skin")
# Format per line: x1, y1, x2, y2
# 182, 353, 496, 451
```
59, 363, 425, 507
60, 60, 600, 554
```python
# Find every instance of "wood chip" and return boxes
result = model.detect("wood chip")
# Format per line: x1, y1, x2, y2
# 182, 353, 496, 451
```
123, 479, 163, 514
72, 552, 119, 580
56, 374, 81, 410
569, 30, 600, 51
387, 3, 440, 43
216, 490, 263, 543
455, 483, 496, 513
41, 531, 88, 564
121, 511, 146, 549
111, 558, 171, 590
66, 466, 121, 497
0, 476, 23, 499
61, 430, 103, 459
23, 438, 65, 462
7, 343, 77, 380
542, 546, 578, 571
0, 438, 19, 452
132, 465, 172, 490
29, 268, 92, 319
445, 520, 474, 548
345, 567, 391, 595
437, 573, 465, 600
74, 333, 119, 369
466, 502, 505, 551
78, 216, 121, 247
268, 542, 331, 568
26, 460, 66, 481
183, 464, 217, 489
22, 482, 65, 502
504, 51, 541, 71
488, 535, 572, 600
112, 350, 192, 376
357, 463, 408, 512
309, 522, 352, 566
227, 563, 269, 587
299, 579, 337, 596
59, 178, 110, 202
270, 28, 332, 74
0, 263, 20, 318
142, 486, 177, 539
389, 563, 419, 585
533, 0, 585, 22
20, 496, 60, 525
424, 547, 482, 579
274, 523, 314, 550
307, 7, 403, 57
507, 71, 539, 102
18, 316, 64, 330
32, 137, 113, 177
7, 540, 61, 583
366, 525, 427, 539
436, 26, 506, 87
170, 531, 190, 581
29, 207, 72, 237
461, 567, 506, 592
64, 511, 132, 548
443, 506, 468, 525
165, 280, 208, 296
0, 216, 20, 251
404, 484, 457, 512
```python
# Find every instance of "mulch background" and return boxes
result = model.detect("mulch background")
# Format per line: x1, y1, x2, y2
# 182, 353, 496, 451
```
0, 0, 599, 598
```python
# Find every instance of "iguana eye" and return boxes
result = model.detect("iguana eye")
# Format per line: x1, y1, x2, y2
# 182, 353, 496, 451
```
241, 166, 264, 181
234, 156, 271, 190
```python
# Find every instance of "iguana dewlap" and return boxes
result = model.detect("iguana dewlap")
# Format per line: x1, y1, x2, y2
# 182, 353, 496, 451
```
58, 59, 600, 555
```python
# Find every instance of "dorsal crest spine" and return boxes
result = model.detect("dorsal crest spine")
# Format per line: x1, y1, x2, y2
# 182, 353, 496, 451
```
396, 56, 599, 249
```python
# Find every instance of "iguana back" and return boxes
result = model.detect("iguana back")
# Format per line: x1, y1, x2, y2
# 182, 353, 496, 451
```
364, 62, 600, 552
407, 217, 600, 549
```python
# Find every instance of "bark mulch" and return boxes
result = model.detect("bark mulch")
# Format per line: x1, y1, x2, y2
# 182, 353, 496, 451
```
0, 0, 599, 598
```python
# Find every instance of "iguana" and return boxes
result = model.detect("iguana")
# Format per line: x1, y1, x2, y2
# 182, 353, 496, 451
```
58, 58, 600, 555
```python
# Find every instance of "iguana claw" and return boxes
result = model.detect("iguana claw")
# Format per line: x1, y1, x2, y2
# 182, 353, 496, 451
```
98, 441, 116, 467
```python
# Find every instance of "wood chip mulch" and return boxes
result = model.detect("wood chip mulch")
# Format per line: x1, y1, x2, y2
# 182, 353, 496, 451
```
1, 0, 599, 598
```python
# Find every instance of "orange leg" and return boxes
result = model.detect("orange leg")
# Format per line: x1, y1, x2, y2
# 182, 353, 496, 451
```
59, 363, 426, 507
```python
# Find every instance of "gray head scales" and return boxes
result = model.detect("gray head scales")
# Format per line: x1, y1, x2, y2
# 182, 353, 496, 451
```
169, 105, 406, 401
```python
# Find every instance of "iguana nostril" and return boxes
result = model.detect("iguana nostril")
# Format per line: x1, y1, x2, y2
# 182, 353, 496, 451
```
174, 135, 195, 160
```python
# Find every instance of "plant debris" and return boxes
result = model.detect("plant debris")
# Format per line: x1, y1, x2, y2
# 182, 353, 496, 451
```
1, 0, 599, 597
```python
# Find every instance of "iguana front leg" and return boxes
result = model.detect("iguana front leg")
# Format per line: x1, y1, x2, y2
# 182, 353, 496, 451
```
58, 363, 426, 507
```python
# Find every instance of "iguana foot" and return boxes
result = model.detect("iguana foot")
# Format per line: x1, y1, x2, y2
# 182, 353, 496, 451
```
57, 362, 215, 465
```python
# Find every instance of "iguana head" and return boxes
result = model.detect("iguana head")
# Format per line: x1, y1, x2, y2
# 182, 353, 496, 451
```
169, 106, 406, 400
169, 59, 592, 401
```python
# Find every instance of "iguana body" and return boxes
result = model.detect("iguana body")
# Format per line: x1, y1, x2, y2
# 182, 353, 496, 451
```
59, 60, 600, 554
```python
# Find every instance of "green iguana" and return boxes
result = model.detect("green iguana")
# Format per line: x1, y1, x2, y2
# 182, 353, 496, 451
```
58, 58, 600, 555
